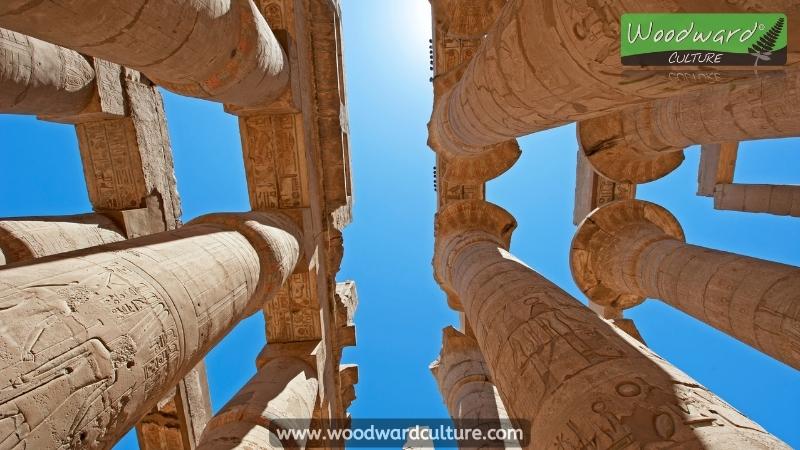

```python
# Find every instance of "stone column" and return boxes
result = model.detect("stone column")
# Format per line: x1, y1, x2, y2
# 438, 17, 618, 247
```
197, 342, 320, 450
571, 199, 800, 370
577, 70, 800, 184
0, 214, 125, 265
0, 212, 300, 449
0, 28, 95, 115
0, 0, 288, 106
430, 326, 518, 449
713, 184, 800, 218
428, 0, 799, 160
434, 199, 789, 449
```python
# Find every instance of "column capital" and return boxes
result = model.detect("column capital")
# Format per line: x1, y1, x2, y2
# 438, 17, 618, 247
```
428, 98, 521, 183
571, 199, 684, 308
434, 200, 516, 310
255, 341, 321, 371
577, 111, 685, 184
189, 212, 303, 315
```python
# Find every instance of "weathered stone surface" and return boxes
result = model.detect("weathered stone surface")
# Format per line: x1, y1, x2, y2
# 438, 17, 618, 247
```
579, 70, 800, 184
430, 326, 517, 449
428, 0, 519, 184
697, 143, 738, 197
0, 28, 95, 115
403, 427, 434, 450
573, 149, 636, 225
198, 342, 319, 450
0, 212, 300, 449
0, 214, 125, 265
428, 0, 800, 160
136, 363, 213, 450
714, 183, 800, 217
435, 199, 789, 449
571, 199, 800, 369
0, 0, 289, 106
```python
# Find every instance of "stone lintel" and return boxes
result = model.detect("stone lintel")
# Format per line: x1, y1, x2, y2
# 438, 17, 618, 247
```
573, 150, 637, 226
697, 142, 739, 197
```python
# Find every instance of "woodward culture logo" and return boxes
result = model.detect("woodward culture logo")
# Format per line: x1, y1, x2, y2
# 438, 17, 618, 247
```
621, 13, 787, 66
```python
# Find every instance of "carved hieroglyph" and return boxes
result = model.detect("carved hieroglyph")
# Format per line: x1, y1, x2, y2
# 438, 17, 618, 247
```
0, 212, 300, 449
0, 28, 95, 115
578, 70, 800, 184
0, 214, 125, 265
571, 199, 800, 369
428, 0, 520, 184
428, 0, 800, 160
0, 0, 288, 106
198, 343, 319, 450
430, 326, 517, 449
434, 199, 789, 449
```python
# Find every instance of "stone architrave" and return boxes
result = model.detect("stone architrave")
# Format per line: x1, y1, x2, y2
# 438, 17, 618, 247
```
0, 28, 95, 115
0, 212, 300, 449
0, 0, 288, 106
573, 150, 635, 225
577, 71, 800, 184
571, 199, 800, 369
428, 0, 800, 161
0, 214, 125, 265
434, 199, 790, 448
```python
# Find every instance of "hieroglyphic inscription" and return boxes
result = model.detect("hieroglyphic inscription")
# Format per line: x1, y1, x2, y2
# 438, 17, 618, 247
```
264, 272, 321, 343
76, 118, 148, 210
241, 114, 307, 210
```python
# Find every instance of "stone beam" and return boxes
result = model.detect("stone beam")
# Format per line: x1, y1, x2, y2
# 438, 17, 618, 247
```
0, 28, 95, 115
0, 212, 300, 449
578, 71, 800, 184
198, 342, 320, 450
0, 0, 288, 106
430, 326, 518, 449
428, 0, 520, 184
573, 149, 636, 226
434, 199, 789, 448
697, 143, 738, 197
714, 183, 800, 217
571, 199, 800, 369
228, 0, 354, 428
0, 214, 125, 265
428, 0, 800, 162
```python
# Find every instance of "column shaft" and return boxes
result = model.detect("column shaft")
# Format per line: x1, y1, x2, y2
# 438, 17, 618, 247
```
0, 212, 300, 449
197, 347, 318, 450
436, 200, 789, 449
714, 183, 800, 217
0, 0, 288, 106
572, 199, 800, 370
0, 28, 95, 115
0, 214, 125, 265
429, 0, 799, 157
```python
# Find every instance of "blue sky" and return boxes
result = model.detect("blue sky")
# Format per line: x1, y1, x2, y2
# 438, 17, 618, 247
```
0, 1, 798, 448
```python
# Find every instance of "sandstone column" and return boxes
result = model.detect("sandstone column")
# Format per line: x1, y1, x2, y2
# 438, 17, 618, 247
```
428, 0, 800, 160
713, 184, 800, 218
571, 199, 800, 370
0, 214, 125, 265
0, 0, 288, 106
0, 28, 95, 115
434, 199, 789, 449
430, 326, 518, 449
197, 342, 320, 450
577, 70, 800, 184
0, 212, 300, 449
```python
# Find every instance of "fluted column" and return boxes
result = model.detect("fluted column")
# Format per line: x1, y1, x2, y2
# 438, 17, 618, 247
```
577, 70, 800, 184
0, 0, 288, 106
430, 326, 517, 449
0, 214, 125, 265
434, 199, 789, 449
0, 212, 300, 449
0, 28, 95, 115
428, 0, 799, 160
197, 342, 319, 450
571, 199, 800, 370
